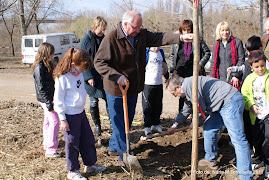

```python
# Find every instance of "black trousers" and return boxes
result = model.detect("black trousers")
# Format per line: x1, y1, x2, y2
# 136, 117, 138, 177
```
178, 97, 185, 112
142, 84, 163, 128
243, 110, 252, 148
252, 115, 269, 165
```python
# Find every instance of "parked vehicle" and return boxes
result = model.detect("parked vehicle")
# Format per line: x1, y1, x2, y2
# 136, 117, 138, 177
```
21, 33, 80, 65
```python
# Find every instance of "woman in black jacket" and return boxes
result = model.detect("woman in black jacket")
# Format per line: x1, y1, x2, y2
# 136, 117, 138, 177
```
169, 20, 211, 112
81, 16, 108, 136
32, 42, 60, 158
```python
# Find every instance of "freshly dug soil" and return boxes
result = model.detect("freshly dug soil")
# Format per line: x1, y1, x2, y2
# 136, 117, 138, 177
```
0, 59, 265, 179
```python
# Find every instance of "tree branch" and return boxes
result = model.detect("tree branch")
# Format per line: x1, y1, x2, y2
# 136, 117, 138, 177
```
178, 0, 193, 10
0, 0, 17, 13
222, 0, 259, 10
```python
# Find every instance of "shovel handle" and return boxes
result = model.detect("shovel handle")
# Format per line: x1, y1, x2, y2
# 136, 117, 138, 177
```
119, 81, 130, 135
147, 126, 189, 140
119, 81, 129, 94
226, 70, 231, 83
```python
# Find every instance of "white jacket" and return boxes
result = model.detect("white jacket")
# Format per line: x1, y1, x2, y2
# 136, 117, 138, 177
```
54, 72, 87, 120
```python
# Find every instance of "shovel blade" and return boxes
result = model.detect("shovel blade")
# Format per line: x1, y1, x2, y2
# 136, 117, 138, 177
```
122, 153, 143, 174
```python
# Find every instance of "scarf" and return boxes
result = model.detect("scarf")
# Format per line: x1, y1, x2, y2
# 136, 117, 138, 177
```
212, 36, 241, 90
70, 67, 80, 76
90, 31, 104, 60
184, 42, 192, 61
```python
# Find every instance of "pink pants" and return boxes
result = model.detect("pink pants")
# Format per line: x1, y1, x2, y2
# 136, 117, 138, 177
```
40, 102, 60, 154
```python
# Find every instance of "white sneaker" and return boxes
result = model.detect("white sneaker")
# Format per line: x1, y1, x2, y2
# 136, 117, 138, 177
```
251, 161, 264, 170
45, 153, 61, 158
151, 125, 163, 133
84, 164, 106, 173
144, 127, 152, 136
265, 164, 269, 178
67, 171, 87, 180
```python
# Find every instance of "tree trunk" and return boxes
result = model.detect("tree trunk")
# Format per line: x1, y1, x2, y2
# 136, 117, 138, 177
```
198, 1, 203, 38
19, 0, 27, 36
191, 1, 200, 180
34, 13, 40, 34
11, 23, 15, 56
261, 0, 264, 36
2, 15, 16, 56
263, 0, 268, 25
10, 38, 15, 56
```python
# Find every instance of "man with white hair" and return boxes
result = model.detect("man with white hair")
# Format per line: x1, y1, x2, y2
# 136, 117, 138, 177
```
94, 10, 193, 166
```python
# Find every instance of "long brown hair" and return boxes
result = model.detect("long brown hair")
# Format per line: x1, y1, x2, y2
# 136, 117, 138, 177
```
53, 48, 92, 80
31, 42, 55, 72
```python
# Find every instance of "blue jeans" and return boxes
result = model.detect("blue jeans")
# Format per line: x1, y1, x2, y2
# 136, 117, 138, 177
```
106, 92, 137, 159
203, 92, 253, 180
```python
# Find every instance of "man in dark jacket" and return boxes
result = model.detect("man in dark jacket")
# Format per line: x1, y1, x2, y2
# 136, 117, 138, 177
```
94, 10, 193, 164
166, 73, 253, 180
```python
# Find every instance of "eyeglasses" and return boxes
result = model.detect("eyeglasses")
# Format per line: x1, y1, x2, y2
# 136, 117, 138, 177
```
128, 22, 142, 31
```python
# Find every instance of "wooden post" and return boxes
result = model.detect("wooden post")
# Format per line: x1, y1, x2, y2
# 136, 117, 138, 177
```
191, 0, 200, 180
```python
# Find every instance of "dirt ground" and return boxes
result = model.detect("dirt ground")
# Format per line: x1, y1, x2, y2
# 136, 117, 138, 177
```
0, 58, 266, 180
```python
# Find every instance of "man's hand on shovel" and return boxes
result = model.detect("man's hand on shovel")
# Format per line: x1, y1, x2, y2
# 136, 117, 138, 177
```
167, 124, 178, 135
140, 126, 189, 141
117, 75, 129, 86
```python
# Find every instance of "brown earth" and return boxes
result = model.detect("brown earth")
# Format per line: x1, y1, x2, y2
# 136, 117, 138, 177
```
0, 58, 266, 179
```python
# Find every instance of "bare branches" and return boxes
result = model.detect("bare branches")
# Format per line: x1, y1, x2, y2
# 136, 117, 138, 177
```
221, 0, 259, 10
0, 0, 17, 14
178, 0, 193, 9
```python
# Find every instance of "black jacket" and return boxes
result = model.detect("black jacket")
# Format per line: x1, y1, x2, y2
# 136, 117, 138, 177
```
81, 30, 106, 99
169, 39, 211, 77
33, 62, 55, 111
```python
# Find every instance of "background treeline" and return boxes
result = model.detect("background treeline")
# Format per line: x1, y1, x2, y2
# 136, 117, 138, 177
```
0, 0, 263, 56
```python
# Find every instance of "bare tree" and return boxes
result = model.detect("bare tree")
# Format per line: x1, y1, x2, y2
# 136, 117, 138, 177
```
18, 0, 39, 36
198, 1, 203, 38
263, 0, 268, 34
33, 0, 60, 34
110, 0, 134, 11
1, 14, 16, 56
0, 0, 17, 14
261, 0, 264, 35
17, 0, 66, 35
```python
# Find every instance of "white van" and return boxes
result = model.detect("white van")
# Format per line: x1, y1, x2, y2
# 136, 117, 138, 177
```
21, 33, 80, 65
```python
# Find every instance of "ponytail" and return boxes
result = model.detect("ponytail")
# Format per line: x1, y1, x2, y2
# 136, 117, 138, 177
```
53, 48, 92, 80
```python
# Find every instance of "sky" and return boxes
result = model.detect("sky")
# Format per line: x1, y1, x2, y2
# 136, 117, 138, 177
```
69, 0, 154, 15
74, 0, 109, 12
68, 0, 254, 17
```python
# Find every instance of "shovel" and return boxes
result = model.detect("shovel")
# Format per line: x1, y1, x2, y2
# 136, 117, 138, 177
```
140, 126, 189, 141
226, 70, 231, 83
119, 82, 143, 174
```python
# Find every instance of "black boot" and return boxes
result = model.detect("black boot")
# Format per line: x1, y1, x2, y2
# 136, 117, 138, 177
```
90, 107, 101, 136
106, 104, 112, 133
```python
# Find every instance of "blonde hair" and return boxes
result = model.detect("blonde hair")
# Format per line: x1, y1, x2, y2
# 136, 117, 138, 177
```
53, 48, 92, 80
31, 42, 55, 72
91, 16, 107, 31
215, 21, 232, 40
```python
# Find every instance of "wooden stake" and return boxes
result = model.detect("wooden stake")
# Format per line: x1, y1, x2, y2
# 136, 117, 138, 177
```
191, 0, 200, 180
